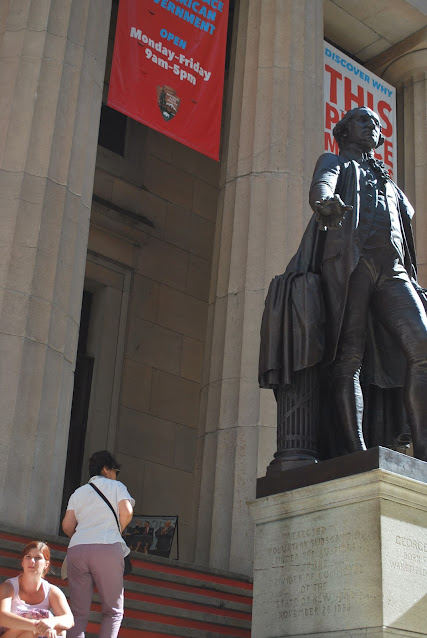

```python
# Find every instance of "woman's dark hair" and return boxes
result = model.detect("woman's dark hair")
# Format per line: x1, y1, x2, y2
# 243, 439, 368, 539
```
333, 107, 384, 149
89, 450, 120, 477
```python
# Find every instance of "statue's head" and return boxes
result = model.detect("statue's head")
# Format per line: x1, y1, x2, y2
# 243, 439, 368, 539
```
333, 107, 384, 151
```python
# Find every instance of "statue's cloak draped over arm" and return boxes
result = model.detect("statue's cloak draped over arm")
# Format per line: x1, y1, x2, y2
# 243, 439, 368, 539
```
258, 216, 326, 389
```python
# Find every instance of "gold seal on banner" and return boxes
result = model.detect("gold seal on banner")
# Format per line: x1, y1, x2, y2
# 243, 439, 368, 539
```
157, 85, 180, 121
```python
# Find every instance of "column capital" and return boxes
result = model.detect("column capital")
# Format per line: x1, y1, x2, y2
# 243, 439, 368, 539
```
383, 47, 427, 86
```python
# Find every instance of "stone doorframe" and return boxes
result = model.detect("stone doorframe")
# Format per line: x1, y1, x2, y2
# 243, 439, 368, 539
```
79, 251, 132, 482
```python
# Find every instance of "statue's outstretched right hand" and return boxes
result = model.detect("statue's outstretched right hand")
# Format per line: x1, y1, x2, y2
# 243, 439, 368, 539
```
314, 194, 353, 230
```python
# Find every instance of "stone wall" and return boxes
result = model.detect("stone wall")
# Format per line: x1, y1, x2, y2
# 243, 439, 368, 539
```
88, 88, 219, 562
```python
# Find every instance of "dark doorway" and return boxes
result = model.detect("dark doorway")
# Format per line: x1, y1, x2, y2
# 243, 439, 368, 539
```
60, 291, 95, 530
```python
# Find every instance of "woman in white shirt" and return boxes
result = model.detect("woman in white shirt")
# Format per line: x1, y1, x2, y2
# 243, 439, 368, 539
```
62, 451, 134, 638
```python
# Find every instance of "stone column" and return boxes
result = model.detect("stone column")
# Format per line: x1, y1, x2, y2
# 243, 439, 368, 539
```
382, 48, 427, 283
195, 0, 324, 575
0, 1, 111, 533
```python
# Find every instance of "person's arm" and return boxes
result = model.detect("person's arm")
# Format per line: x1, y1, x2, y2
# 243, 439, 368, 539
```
62, 509, 77, 537
118, 498, 133, 532
34, 585, 74, 634
309, 153, 352, 230
0, 582, 38, 633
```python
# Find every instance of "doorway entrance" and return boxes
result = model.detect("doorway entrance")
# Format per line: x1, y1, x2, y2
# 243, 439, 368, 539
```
60, 253, 131, 526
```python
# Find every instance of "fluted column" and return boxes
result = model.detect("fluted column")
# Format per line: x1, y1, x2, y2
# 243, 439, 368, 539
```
383, 48, 427, 283
0, 1, 111, 533
195, 0, 324, 575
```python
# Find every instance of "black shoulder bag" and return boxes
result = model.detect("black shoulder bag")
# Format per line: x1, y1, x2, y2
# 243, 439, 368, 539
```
89, 483, 133, 575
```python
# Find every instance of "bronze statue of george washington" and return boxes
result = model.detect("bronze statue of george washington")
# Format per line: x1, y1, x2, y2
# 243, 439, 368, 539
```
259, 107, 427, 461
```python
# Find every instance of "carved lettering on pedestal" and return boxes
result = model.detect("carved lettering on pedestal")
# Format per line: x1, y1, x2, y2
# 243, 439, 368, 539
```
262, 523, 371, 621
389, 534, 427, 576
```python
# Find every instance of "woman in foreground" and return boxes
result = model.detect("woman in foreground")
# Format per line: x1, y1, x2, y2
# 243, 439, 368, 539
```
0, 540, 74, 638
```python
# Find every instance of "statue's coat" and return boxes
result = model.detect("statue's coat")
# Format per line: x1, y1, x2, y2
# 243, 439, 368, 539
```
259, 152, 420, 392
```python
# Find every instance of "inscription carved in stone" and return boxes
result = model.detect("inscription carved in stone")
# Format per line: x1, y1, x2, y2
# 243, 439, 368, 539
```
255, 521, 373, 624
389, 534, 427, 577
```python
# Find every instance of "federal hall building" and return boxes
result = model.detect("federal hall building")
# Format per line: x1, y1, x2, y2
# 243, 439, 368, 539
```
1, 0, 426, 587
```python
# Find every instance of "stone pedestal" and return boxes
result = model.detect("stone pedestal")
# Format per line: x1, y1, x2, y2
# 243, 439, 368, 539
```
250, 448, 427, 638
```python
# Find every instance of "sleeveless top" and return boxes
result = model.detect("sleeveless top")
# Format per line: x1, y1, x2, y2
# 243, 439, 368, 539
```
0, 576, 52, 635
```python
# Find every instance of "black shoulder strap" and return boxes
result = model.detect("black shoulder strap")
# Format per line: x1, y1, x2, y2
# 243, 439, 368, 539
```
89, 482, 121, 532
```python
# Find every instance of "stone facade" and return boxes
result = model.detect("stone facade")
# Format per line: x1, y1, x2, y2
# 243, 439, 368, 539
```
89, 125, 219, 557
0, 0, 426, 573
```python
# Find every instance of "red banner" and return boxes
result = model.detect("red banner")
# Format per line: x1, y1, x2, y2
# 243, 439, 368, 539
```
108, 0, 229, 160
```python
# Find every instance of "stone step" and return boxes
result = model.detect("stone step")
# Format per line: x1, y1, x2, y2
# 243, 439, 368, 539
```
0, 545, 251, 611
0, 556, 250, 631
0, 560, 250, 637
0, 533, 251, 598
0, 528, 252, 638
